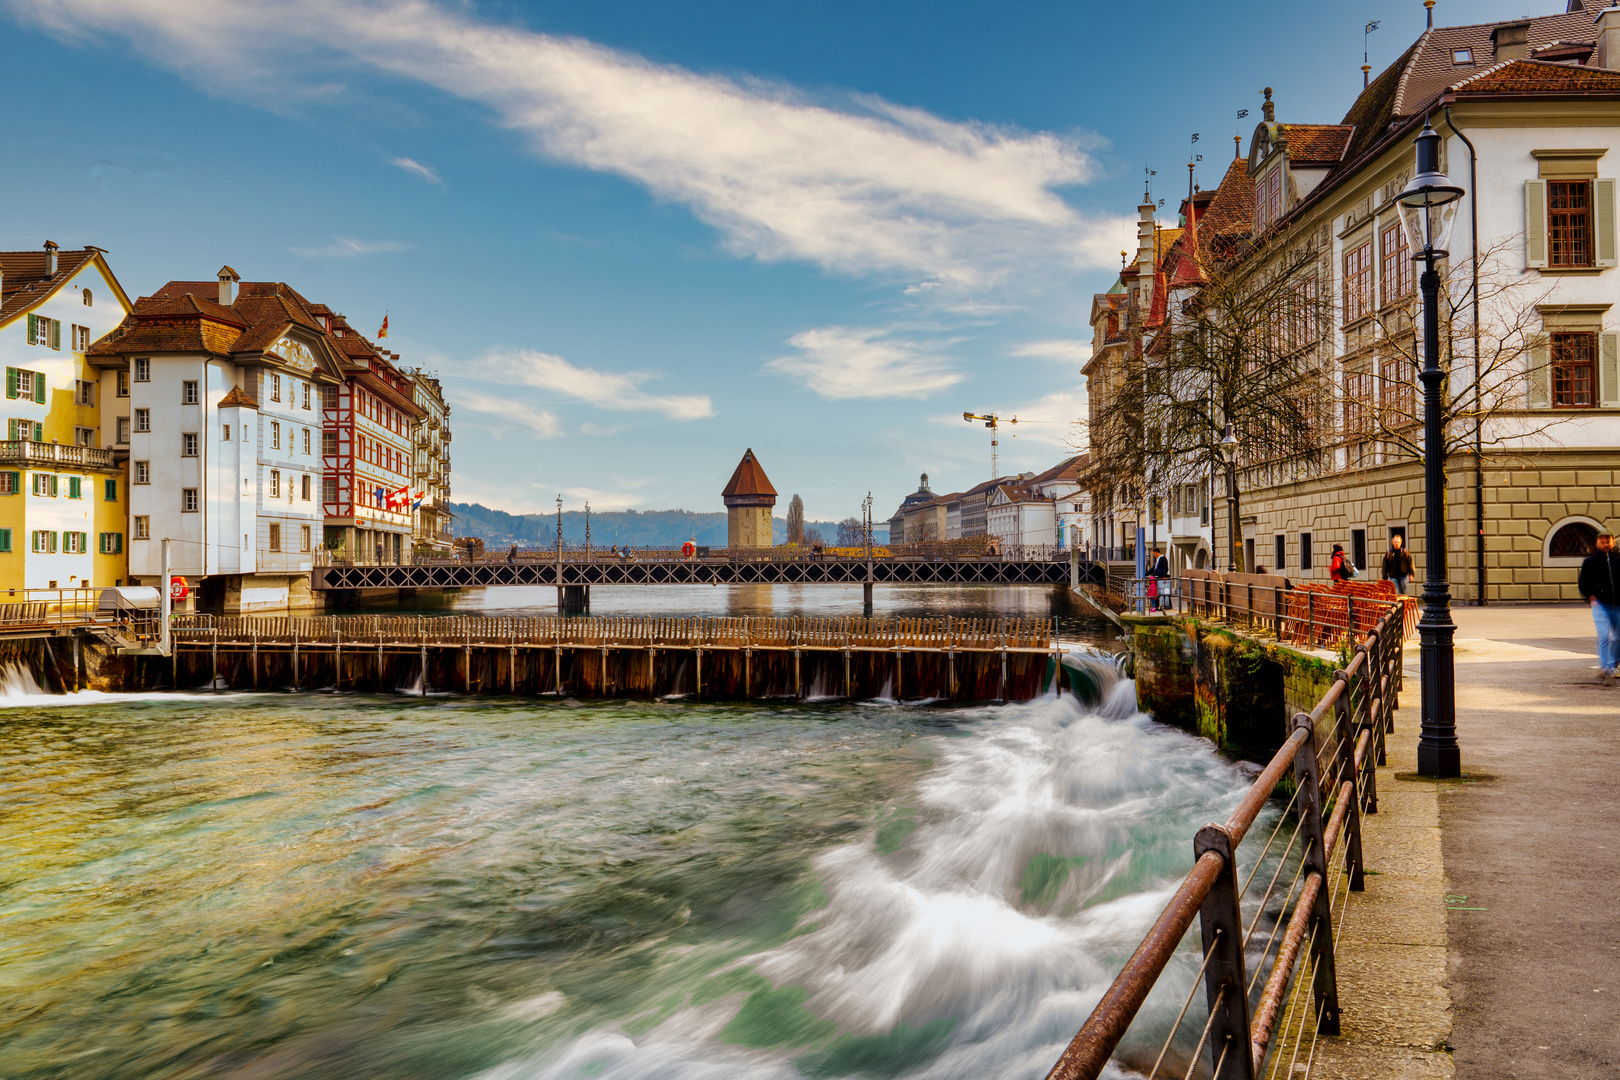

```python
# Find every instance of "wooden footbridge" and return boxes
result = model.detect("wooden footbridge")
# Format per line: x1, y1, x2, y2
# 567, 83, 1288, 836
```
158, 613, 1074, 702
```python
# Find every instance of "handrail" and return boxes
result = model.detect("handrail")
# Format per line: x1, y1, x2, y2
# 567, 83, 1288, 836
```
1045, 600, 1407, 1080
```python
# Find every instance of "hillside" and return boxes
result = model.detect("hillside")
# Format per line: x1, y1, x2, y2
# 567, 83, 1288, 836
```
446, 503, 867, 547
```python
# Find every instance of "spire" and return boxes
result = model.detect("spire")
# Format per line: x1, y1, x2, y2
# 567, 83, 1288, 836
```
1425, 0, 1434, 29
1262, 87, 1275, 123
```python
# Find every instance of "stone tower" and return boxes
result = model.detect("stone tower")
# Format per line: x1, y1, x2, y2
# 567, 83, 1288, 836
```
722, 448, 778, 548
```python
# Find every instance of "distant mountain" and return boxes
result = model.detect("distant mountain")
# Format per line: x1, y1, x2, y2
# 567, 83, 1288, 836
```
446, 503, 869, 548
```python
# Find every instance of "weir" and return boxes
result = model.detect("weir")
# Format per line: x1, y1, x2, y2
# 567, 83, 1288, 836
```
144, 614, 1085, 702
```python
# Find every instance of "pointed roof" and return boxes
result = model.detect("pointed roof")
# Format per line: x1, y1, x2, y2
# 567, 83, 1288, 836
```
218, 386, 259, 409
0, 245, 130, 327
721, 449, 777, 498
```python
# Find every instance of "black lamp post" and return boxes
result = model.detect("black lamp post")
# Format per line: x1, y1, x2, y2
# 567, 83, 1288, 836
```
1396, 123, 1464, 778
1219, 424, 1240, 572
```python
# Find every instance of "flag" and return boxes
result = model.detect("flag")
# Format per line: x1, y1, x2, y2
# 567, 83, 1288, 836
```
387, 484, 411, 510
378, 314, 389, 339
374, 486, 386, 508
411, 490, 426, 511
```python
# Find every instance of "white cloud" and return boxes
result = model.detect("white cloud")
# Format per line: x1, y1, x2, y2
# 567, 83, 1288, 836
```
1011, 339, 1092, 364
766, 326, 963, 400
289, 235, 413, 258
388, 156, 443, 186
457, 391, 561, 438
5, 0, 1131, 286
481, 349, 713, 420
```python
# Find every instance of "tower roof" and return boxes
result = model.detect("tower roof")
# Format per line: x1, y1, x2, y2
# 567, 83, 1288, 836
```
721, 448, 777, 498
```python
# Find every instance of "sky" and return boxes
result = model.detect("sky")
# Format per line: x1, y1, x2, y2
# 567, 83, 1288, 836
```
0, 0, 1552, 525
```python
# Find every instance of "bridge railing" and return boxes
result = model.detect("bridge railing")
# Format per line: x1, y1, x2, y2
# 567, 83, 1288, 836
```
1044, 600, 1404, 1080
0, 588, 104, 630
1127, 571, 1421, 645
168, 613, 1060, 651
315, 544, 1075, 568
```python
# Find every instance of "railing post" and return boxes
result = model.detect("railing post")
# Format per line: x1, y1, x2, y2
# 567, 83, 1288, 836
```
1290, 712, 1342, 1036
1193, 823, 1255, 1080
1332, 671, 1365, 891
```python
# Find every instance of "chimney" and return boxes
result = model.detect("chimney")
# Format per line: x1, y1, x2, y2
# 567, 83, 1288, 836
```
217, 265, 240, 306
1597, 7, 1620, 70
1492, 19, 1531, 61
1262, 87, 1275, 123
43, 241, 57, 276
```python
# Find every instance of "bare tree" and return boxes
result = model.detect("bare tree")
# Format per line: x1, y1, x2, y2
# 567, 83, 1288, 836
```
785, 494, 805, 546
836, 516, 863, 545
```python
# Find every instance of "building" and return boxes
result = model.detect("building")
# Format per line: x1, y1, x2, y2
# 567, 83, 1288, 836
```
405, 367, 453, 555
89, 269, 343, 610
0, 243, 132, 591
722, 448, 776, 548
887, 473, 936, 543
1031, 454, 1090, 550
986, 483, 1056, 549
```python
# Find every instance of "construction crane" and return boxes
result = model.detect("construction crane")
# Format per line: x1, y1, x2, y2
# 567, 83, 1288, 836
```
962, 412, 1018, 479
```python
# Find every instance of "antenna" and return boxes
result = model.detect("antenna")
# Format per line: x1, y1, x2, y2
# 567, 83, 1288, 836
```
1364, 20, 1380, 88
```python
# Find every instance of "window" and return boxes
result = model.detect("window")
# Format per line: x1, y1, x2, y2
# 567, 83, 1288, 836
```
1344, 366, 1373, 438
117, 371, 128, 397
82, 288, 93, 306
1351, 529, 1367, 573
62, 532, 87, 554
183, 380, 199, 404
134, 460, 150, 485
1548, 181, 1593, 268
116, 417, 130, 444
182, 488, 198, 512
1343, 241, 1373, 323
134, 516, 150, 540
1379, 222, 1411, 305
134, 357, 150, 382
270, 373, 281, 402
104, 478, 117, 502
72, 324, 90, 352
31, 530, 57, 553
322, 430, 336, 455
302, 383, 311, 409
99, 532, 124, 555
1381, 354, 1415, 424
270, 469, 280, 497
9, 420, 42, 441
269, 523, 281, 552
1453, 48, 1473, 65
7, 367, 44, 402
1552, 331, 1596, 407
271, 421, 280, 449
321, 385, 337, 409
222, 423, 230, 442
1300, 532, 1314, 571
73, 426, 93, 447
67, 477, 81, 499
302, 428, 310, 455
25, 315, 61, 350
323, 477, 337, 503
182, 433, 198, 457
301, 474, 311, 501
0, 472, 17, 495
1274, 535, 1287, 571
134, 408, 150, 433
1288, 276, 1319, 350
301, 524, 312, 551
75, 379, 93, 405
1255, 167, 1283, 232
31, 473, 58, 497
0, 529, 10, 552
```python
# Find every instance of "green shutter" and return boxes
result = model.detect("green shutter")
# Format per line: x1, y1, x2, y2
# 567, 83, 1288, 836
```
5, 420, 14, 441
1525, 180, 1548, 268
34, 422, 43, 441
68, 477, 81, 499
34, 372, 45, 403
6, 472, 16, 495
1528, 334, 1551, 408
25, 316, 36, 347
48, 475, 57, 497
48, 320, 60, 351
0, 529, 11, 553
104, 478, 116, 502
6, 368, 16, 400
1596, 178, 1617, 269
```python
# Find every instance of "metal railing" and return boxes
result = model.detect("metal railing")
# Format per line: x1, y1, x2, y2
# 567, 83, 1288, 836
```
0, 441, 118, 470
1128, 571, 1421, 645
1045, 600, 1406, 1080
317, 544, 1076, 568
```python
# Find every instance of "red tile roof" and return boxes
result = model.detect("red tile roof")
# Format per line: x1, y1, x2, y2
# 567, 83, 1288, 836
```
1450, 57, 1620, 96
1278, 124, 1353, 165
219, 386, 259, 409
721, 449, 777, 498
0, 246, 112, 326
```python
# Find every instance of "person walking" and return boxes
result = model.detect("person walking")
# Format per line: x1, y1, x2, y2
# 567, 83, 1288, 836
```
1578, 529, 1620, 685
1148, 546, 1171, 611
1381, 534, 1414, 594
1329, 543, 1355, 584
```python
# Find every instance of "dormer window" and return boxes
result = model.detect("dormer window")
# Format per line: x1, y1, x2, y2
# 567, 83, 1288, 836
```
1254, 167, 1283, 232
1453, 49, 1473, 65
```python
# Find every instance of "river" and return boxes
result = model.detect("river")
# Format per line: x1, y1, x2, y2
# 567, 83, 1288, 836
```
0, 586, 1259, 1080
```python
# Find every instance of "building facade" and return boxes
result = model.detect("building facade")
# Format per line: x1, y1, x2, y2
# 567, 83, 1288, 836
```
722, 449, 776, 548
406, 367, 453, 555
0, 243, 131, 590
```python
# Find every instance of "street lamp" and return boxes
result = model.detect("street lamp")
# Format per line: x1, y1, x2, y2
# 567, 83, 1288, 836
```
1396, 122, 1464, 778
1218, 423, 1240, 572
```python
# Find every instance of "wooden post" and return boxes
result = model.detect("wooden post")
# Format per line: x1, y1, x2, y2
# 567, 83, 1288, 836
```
334, 629, 342, 692
464, 646, 472, 693
894, 649, 902, 702
211, 634, 219, 689
292, 632, 300, 692
602, 645, 611, 696
947, 650, 956, 700
418, 644, 427, 694
251, 633, 259, 689
794, 648, 802, 699
695, 647, 702, 698
510, 645, 517, 693
999, 648, 1008, 705
744, 648, 752, 698
555, 646, 563, 695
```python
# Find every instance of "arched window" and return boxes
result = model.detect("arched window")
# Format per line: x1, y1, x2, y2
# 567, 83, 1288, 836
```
1544, 516, 1603, 566
82, 288, 92, 306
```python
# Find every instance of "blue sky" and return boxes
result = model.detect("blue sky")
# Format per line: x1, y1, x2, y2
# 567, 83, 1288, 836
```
0, 0, 1546, 524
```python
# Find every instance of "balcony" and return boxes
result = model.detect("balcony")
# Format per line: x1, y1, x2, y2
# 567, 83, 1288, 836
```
0, 441, 119, 471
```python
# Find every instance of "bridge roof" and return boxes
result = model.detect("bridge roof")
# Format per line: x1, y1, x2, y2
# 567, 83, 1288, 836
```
722, 449, 777, 498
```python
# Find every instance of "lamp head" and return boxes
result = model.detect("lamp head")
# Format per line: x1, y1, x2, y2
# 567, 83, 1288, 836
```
1397, 123, 1465, 256
1218, 424, 1239, 465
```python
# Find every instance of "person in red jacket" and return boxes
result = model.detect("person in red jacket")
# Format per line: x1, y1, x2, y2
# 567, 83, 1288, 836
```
1329, 543, 1355, 583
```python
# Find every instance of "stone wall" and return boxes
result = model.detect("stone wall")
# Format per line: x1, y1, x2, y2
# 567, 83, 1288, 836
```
727, 505, 772, 548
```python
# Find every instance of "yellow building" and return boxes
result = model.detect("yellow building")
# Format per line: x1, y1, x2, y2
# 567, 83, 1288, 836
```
0, 243, 132, 591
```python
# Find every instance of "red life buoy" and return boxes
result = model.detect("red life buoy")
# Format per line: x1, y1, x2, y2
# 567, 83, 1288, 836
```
169, 576, 189, 602
681, 540, 697, 558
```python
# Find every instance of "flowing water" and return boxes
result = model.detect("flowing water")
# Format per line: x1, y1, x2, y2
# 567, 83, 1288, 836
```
0, 587, 1261, 1080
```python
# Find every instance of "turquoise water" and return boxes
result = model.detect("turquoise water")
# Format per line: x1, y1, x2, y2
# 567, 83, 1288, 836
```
0, 665, 1256, 1079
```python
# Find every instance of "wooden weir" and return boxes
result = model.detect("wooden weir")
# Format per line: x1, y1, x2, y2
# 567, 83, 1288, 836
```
160, 614, 1065, 702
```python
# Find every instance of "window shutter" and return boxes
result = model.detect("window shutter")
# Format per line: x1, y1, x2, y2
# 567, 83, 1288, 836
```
49, 475, 58, 497
1596, 178, 1618, 268
49, 320, 60, 351
1528, 335, 1551, 408
33, 422, 43, 441
34, 374, 44, 404
1525, 180, 1548, 268
0, 529, 10, 553
1600, 333, 1620, 408
6, 368, 15, 400
117, 533, 124, 554
25, 315, 36, 346
7, 473, 16, 494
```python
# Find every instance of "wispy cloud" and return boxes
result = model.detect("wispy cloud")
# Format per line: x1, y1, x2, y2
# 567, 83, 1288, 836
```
481, 349, 714, 420
766, 326, 963, 400
289, 235, 413, 259
388, 156, 443, 187
1011, 339, 1092, 364
457, 391, 561, 438
6, 0, 1132, 287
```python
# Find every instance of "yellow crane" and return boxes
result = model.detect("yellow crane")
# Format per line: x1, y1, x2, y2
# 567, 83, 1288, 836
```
962, 412, 1018, 479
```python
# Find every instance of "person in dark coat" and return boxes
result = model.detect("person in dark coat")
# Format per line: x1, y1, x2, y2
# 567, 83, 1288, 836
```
1578, 529, 1620, 684
1381, 535, 1414, 594
1148, 546, 1171, 611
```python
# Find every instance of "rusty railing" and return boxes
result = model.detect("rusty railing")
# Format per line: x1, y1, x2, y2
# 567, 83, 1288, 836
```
1045, 600, 1406, 1080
